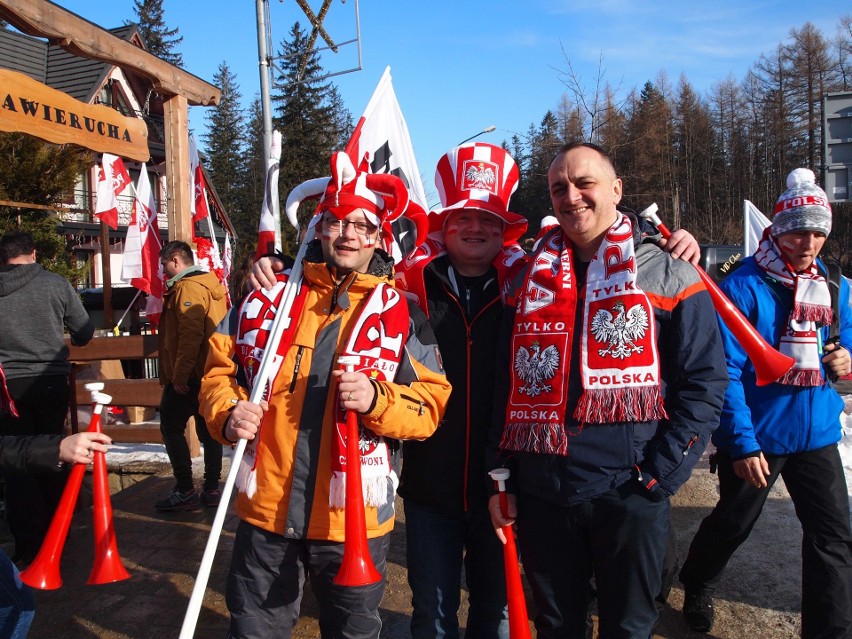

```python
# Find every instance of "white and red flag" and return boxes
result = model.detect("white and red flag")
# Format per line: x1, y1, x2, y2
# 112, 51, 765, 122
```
255, 130, 282, 260
94, 153, 132, 229
344, 66, 428, 262
121, 165, 164, 325
190, 136, 211, 225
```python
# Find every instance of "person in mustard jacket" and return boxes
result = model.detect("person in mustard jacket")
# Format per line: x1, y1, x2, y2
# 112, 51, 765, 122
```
155, 240, 229, 511
200, 152, 451, 639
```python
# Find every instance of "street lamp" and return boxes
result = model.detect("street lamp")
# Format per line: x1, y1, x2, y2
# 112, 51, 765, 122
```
457, 125, 496, 145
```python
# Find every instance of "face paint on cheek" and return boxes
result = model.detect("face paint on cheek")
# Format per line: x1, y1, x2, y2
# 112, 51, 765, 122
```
487, 226, 502, 238
780, 239, 797, 252
444, 227, 460, 237
362, 236, 378, 248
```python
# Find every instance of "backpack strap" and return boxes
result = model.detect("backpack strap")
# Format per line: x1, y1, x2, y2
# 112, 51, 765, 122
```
822, 260, 842, 341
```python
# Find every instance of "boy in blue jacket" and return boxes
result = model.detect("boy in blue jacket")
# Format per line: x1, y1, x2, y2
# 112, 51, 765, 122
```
679, 168, 852, 637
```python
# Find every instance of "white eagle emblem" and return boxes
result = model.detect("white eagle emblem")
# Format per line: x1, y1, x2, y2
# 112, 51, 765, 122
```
514, 341, 560, 397
464, 163, 496, 191
590, 299, 649, 359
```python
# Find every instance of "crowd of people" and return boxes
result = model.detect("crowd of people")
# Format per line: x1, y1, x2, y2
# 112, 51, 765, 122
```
0, 141, 849, 639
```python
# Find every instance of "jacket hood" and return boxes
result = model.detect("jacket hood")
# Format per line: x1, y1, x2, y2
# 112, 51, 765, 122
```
0, 263, 43, 297
174, 269, 227, 301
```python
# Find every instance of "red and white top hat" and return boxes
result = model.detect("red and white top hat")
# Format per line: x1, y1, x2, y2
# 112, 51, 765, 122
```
431, 142, 527, 244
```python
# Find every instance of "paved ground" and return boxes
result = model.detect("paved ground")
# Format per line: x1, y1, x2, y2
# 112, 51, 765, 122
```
6, 437, 845, 638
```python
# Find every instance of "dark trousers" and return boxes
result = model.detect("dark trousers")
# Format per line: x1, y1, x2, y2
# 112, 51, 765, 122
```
517, 483, 670, 639
0, 375, 69, 562
404, 500, 509, 639
679, 446, 852, 639
159, 381, 222, 492
226, 520, 389, 639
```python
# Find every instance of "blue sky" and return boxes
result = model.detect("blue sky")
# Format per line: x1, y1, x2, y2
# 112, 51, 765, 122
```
51, 1, 847, 208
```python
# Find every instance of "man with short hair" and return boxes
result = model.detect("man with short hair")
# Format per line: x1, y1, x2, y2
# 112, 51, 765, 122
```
679, 168, 852, 636
488, 142, 728, 638
200, 152, 451, 638
0, 230, 94, 564
155, 240, 228, 511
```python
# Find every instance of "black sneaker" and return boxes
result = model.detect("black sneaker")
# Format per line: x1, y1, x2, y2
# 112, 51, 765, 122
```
155, 487, 200, 512
683, 590, 714, 632
200, 488, 222, 508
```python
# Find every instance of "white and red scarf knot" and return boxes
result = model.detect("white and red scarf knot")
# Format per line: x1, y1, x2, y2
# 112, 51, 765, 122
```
501, 213, 667, 456
754, 229, 833, 386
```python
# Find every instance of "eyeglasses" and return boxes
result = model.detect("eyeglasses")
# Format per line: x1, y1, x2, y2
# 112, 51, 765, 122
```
321, 217, 378, 237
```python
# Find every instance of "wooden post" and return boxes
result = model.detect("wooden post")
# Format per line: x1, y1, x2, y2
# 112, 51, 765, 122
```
100, 221, 114, 329
163, 94, 192, 243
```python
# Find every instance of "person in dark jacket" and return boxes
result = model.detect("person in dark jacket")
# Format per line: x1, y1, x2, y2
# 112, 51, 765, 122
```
0, 412, 111, 638
679, 169, 852, 636
0, 231, 94, 565
395, 143, 530, 639
488, 142, 728, 638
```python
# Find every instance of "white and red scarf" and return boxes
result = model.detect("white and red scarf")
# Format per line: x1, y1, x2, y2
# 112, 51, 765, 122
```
329, 282, 410, 508
501, 214, 667, 455
754, 229, 833, 386
233, 273, 410, 508
234, 271, 310, 498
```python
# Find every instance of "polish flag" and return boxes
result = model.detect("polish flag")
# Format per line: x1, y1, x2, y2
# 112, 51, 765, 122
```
121, 165, 164, 325
190, 136, 211, 224
94, 154, 132, 229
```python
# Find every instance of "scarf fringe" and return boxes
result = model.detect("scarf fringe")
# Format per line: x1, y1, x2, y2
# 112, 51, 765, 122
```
329, 473, 389, 508
500, 421, 568, 455
235, 454, 258, 499
777, 368, 824, 387
574, 387, 668, 424
792, 302, 833, 325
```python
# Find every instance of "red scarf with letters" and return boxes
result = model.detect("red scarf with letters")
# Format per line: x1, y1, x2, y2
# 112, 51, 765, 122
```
501, 214, 667, 456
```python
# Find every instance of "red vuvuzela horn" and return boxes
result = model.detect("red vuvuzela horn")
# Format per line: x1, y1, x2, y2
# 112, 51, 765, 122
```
490, 468, 531, 639
333, 356, 382, 587
21, 383, 130, 589
639, 204, 794, 386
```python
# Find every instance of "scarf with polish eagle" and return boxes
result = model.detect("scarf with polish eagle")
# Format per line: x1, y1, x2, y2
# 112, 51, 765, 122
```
501, 213, 667, 456
232, 270, 410, 507
753, 228, 833, 386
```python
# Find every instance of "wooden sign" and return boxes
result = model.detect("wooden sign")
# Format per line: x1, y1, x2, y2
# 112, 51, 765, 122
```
0, 68, 149, 161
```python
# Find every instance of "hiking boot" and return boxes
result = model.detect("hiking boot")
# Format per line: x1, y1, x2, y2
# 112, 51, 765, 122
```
155, 487, 200, 512
683, 589, 715, 632
201, 488, 222, 508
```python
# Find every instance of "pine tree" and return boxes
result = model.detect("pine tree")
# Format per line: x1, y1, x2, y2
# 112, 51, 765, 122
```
132, 0, 184, 68
273, 22, 336, 230
0, 132, 93, 284
202, 62, 246, 224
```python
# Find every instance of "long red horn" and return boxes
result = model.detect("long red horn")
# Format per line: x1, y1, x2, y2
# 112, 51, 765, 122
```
639, 205, 794, 386
86, 386, 130, 585
489, 469, 531, 639
20, 384, 107, 589
333, 356, 382, 587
